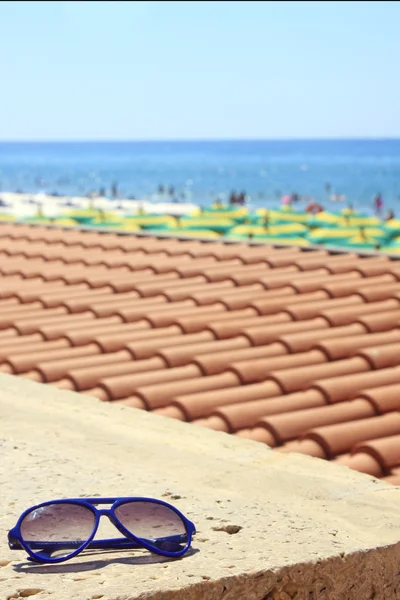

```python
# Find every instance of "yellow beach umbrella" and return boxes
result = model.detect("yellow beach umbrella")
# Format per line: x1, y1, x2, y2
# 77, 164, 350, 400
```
307, 227, 385, 242
271, 210, 310, 224
118, 222, 141, 232
156, 229, 221, 239
336, 216, 382, 227
253, 236, 310, 246
124, 216, 178, 228
53, 218, 78, 226
381, 246, 400, 254
313, 211, 342, 225
230, 223, 307, 236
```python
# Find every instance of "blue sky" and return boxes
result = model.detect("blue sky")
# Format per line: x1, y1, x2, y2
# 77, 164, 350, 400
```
0, 0, 399, 140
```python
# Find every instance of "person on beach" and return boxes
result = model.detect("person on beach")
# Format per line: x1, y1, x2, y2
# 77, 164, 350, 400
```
374, 193, 383, 216
359, 225, 367, 240
229, 190, 238, 205
212, 199, 224, 209
385, 209, 395, 221
291, 192, 299, 203
111, 181, 118, 199
306, 200, 323, 214
331, 193, 346, 202
238, 191, 246, 205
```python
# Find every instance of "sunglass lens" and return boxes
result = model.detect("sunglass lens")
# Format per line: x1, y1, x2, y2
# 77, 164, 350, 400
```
20, 502, 95, 560
115, 501, 188, 554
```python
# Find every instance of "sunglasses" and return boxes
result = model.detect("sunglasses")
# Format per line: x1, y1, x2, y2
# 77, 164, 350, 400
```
8, 497, 196, 564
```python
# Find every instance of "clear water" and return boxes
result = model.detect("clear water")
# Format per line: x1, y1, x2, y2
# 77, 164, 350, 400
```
1, 139, 400, 213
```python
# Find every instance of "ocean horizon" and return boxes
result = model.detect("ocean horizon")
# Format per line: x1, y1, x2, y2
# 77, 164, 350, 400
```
1, 139, 400, 213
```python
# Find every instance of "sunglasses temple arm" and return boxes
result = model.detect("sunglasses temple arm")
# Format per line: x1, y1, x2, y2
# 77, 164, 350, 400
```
22, 533, 189, 553
87, 533, 188, 549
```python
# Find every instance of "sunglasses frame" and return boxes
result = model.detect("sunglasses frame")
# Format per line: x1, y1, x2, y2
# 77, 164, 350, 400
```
8, 497, 196, 564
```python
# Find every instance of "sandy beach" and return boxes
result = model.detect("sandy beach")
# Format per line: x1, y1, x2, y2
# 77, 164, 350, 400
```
0, 191, 199, 219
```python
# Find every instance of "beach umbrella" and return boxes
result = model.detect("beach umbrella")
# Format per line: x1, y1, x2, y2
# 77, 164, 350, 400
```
338, 236, 382, 250
53, 218, 79, 226
336, 215, 382, 227
178, 217, 234, 234
228, 223, 308, 238
306, 226, 387, 245
384, 219, 400, 237
147, 228, 221, 239
381, 244, 400, 254
224, 233, 310, 246
123, 215, 178, 230
252, 235, 310, 246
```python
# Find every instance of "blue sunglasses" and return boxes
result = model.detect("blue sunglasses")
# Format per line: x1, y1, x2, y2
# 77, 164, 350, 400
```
8, 497, 196, 564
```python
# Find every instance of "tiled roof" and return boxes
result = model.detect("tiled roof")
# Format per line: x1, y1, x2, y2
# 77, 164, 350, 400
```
1, 222, 400, 485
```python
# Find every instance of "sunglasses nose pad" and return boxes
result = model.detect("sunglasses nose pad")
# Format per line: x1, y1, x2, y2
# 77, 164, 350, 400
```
108, 513, 132, 538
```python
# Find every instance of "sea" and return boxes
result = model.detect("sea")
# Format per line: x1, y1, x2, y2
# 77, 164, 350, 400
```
1, 139, 400, 214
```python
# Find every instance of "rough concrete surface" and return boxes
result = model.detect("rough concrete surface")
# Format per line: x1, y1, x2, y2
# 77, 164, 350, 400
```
1, 374, 400, 600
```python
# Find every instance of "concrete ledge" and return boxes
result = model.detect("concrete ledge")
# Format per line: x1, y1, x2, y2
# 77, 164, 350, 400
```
1, 374, 400, 599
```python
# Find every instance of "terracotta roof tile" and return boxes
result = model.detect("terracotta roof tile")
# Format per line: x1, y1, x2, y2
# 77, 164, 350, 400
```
275, 438, 327, 458
355, 281, 400, 302
277, 323, 366, 353
202, 390, 326, 433
297, 253, 361, 273
91, 324, 182, 353
259, 267, 328, 289
263, 248, 320, 268
314, 330, 400, 360
283, 294, 365, 321
320, 299, 400, 327
268, 356, 369, 394
302, 413, 400, 459
249, 290, 328, 315
290, 271, 362, 293
3, 225, 400, 484
0, 334, 49, 355
356, 310, 400, 332
205, 283, 261, 308
357, 383, 400, 413
321, 274, 397, 298
161, 381, 283, 421
352, 256, 393, 277
157, 336, 250, 368
381, 467, 400, 485
248, 399, 376, 446
352, 435, 400, 472
229, 349, 326, 384
1, 342, 99, 375
356, 343, 400, 369
185, 308, 264, 336
332, 453, 385, 478
88, 363, 203, 402
191, 342, 286, 376
68, 357, 167, 390
31, 347, 132, 384
240, 316, 329, 346
138, 302, 224, 328
90, 296, 168, 319
310, 367, 400, 403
